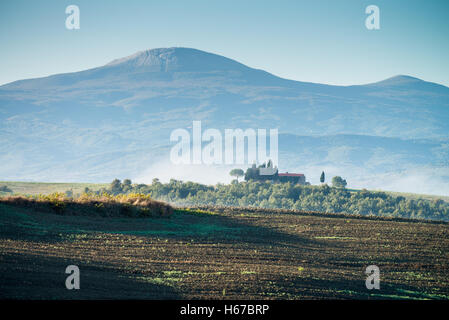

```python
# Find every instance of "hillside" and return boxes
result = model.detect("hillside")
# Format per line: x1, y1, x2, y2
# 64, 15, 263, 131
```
2, 180, 448, 221
0, 181, 108, 195
0, 201, 448, 299
2, 180, 449, 202
1, 48, 448, 194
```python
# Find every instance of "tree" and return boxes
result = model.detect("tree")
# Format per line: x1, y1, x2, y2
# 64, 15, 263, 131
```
320, 171, 325, 184
0, 185, 12, 193
245, 165, 259, 181
230, 169, 244, 182
331, 176, 347, 188
110, 179, 122, 194
122, 179, 132, 192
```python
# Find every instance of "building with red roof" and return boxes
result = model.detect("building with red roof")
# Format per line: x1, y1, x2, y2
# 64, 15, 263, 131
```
246, 163, 306, 185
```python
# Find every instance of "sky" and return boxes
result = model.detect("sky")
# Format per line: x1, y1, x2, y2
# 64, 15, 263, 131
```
0, 0, 448, 86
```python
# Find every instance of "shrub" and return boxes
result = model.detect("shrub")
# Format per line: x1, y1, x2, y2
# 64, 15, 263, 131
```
0, 193, 173, 218
0, 185, 12, 193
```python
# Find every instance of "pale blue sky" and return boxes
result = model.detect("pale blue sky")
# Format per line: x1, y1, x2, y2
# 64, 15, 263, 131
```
1, 0, 448, 86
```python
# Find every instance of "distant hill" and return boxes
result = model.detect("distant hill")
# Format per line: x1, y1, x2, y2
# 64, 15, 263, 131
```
0, 48, 448, 194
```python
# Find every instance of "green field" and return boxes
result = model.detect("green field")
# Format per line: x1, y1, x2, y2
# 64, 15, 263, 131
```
346, 188, 449, 203
0, 181, 108, 195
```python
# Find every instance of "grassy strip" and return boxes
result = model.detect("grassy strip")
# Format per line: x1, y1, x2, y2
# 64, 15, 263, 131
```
0, 193, 173, 218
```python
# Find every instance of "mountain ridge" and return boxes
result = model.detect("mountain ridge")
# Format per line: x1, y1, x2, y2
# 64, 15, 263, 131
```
1, 47, 446, 89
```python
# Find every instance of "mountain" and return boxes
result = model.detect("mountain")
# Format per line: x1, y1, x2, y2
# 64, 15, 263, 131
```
1, 47, 448, 194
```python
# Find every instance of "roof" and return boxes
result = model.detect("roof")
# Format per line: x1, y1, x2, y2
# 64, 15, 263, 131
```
278, 173, 304, 177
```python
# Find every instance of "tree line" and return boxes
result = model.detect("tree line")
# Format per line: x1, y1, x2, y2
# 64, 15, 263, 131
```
92, 179, 449, 221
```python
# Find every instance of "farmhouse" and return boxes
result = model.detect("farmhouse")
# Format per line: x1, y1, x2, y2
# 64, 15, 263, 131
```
278, 172, 306, 184
245, 162, 306, 185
